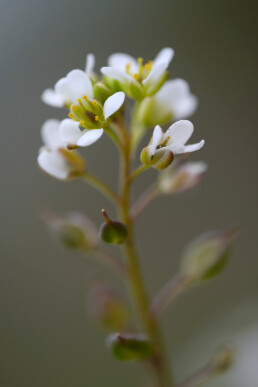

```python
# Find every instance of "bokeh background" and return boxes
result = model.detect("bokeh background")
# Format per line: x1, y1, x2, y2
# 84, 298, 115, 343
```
1, 0, 258, 386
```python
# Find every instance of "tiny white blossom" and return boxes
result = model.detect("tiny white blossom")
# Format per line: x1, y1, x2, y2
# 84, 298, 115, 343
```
37, 119, 84, 179
59, 92, 125, 147
159, 161, 208, 194
101, 47, 174, 98
41, 54, 95, 108
148, 120, 204, 157
153, 79, 198, 120
141, 120, 204, 169
59, 119, 104, 148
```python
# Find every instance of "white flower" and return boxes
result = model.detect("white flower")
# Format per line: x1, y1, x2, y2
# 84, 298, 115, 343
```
101, 47, 174, 98
141, 120, 205, 169
149, 120, 204, 157
59, 92, 125, 147
153, 79, 198, 120
41, 54, 95, 108
159, 160, 208, 194
37, 119, 85, 180
59, 119, 103, 148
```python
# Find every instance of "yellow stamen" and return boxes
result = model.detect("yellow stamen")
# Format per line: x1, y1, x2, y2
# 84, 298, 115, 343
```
68, 113, 74, 118
83, 95, 88, 100
125, 63, 131, 73
144, 60, 152, 70
133, 73, 139, 81
72, 105, 79, 112
92, 100, 97, 106
94, 115, 99, 121
77, 98, 82, 104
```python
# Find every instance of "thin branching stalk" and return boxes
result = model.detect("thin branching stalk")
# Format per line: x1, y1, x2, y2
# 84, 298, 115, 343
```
130, 183, 159, 219
82, 172, 120, 205
90, 248, 128, 279
150, 272, 191, 318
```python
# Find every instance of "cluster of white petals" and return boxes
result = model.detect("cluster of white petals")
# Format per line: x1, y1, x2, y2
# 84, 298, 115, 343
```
148, 120, 204, 158
38, 119, 73, 179
41, 54, 95, 108
154, 79, 198, 120
38, 48, 205, 180
101, 47, 174, 97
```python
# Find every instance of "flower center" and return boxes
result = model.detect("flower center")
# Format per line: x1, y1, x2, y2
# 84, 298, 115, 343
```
125, 57, 153, 83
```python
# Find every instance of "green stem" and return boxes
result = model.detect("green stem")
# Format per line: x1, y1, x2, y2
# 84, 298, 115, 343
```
82, 173, 120, 205
130, 164, 149, 181
91, 248, 128, 279
150, 272, 191, 318
130, 183, 159, 220
118, 121, 173, 387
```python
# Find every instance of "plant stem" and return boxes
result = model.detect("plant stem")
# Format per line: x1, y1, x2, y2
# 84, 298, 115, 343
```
177, 362, 217, 387
130, 164, 149, 181
91, 248, 128, 279
118, 121, 173, 387
150, 272, 191, 318
82, 173, 120, 205
130, 183, 159, 220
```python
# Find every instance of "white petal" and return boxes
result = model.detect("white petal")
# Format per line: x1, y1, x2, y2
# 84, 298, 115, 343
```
156, 79, 198, 119
180, 161, 208, 175
85, 53, 95, 75
142, 62, 168, 88
152, 125, 163, 148
41, 119, 66, 150
54, 77, 71, 104
153, 47, 174, 69
149, 125, 163, 156
166, 120, 194, 145
167, 143, 186, 154
180, 140, 205, 153
38, 149, 69, 180
59, 119, 82, 145
41, 89, 64, 107
65, 69, 93, 102
77, 128, 103, 147
101, 66, 133, 84
103, 92, 125, 119
107, 53, 138, 73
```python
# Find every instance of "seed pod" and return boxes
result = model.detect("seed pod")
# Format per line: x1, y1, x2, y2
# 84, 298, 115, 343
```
181, 228, 238, 283
107, 333, 153, 361
99, 210, 128, 245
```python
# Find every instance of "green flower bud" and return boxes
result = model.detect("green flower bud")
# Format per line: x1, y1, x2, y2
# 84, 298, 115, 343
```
107, 333, 153, 361
140, 147, 174, 170
99, 210, 128, 244
129, 81, 144, 100
137, 97, 172, 127
42, 211, 98, 251
87, 283, 129, 331
93, 82, 112, 104
181, 228, 238, 283
211, 346, 235, 373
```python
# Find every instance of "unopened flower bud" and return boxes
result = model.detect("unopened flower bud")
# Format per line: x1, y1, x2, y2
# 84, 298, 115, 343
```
158, 160, 207, 194
181, 228, 238, 283
87, 283, 129, 331
211, 346, 235, 373
106, 333, 153, 361
93, 82, 112, 104
99, 210, 128, 245
43, 211, 98, 250
140, 146, 174, 170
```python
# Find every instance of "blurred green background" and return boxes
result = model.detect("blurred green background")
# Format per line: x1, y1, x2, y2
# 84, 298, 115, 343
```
1, 0, 258, 385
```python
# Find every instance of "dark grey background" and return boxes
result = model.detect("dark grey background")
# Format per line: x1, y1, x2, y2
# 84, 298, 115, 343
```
1, 0, 257, 386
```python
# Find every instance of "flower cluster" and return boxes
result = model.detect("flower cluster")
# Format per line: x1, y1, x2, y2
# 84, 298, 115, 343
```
36, 48, 237, 387
38, 48, 204, 179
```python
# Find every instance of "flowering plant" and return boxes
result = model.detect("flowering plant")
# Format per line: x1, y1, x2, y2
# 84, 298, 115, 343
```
38, 48, 236, 386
